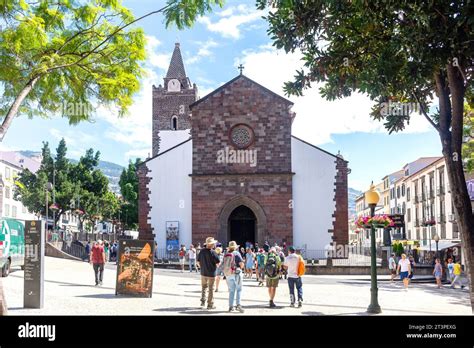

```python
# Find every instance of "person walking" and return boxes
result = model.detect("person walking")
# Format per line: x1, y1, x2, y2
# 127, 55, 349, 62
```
264, 247, 282, 308
104, 241, 110, 263
283, 246, 304, 308
450, 261, 465, 289
188, 244, 197, 273
263, 240, 270, 253
245, 248, 255, 279
223, 241, 244, 313
408, 255, 415, 283
215, 247, 225, 292
256, 248, 266, 286
178, 245, 186, 272
277, 246, 287, 280
396, 253, 411, 291
195, 243, 202, 272
197, 237, 220, 310
388, 253, 397, 283
433, 258, 443, 289
447, 258, 455, 283
90, 240, 106, 286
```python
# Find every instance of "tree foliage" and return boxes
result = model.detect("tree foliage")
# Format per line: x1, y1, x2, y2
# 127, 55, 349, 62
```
0, 0, 225, 141
118, 158, 140, 229
463, 103, 474, 173
14, 139, 118, 230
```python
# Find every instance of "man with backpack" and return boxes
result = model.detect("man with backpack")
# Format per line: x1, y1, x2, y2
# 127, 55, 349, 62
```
197, 237, 220, 310
256, 248, 266, 286
223, 241, 245, 313
264, 247, 282, 308
283, 246, 304, 308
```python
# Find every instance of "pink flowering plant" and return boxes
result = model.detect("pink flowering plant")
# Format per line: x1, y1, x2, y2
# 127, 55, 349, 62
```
49, 203, 60, 210
355, 215, 394, 228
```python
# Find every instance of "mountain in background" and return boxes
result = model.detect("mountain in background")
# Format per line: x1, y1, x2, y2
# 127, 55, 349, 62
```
348, 187, 362, 218
18, 151, 123, 194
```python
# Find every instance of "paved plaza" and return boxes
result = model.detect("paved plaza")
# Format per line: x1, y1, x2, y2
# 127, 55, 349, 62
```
3, 257, 472, 316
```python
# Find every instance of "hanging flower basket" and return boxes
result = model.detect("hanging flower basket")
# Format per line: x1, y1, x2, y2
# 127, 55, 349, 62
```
75, 209, 85, 216
49, 203, 60, 211
355, 215, 394, 229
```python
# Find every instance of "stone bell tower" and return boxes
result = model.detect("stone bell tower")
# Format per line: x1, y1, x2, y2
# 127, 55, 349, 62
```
152, 43, 198, 156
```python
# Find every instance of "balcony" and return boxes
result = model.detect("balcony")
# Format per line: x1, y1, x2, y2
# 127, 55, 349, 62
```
421, 192, 427, 201
429, 189, 435, 199
415, 219, 420, 227
437, 214, 445, 223
448, 214, 456, 222
437, 186, 445, 195
422, 218, 436, 227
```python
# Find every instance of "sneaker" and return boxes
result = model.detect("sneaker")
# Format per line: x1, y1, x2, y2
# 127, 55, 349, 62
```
215, 289, 218, 292
207, 305, 216, 310
229, 306, 235, 312
235, 305, 244, 313
95, 282, 98, 286
298, 301, 302, 308
290, 302, 295, 307
461, 285, 465, 289
269, 300, 276, 308
200, 301, 206, 308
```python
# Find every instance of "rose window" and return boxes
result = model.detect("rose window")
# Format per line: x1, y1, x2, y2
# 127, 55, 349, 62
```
230, 124, 254, 149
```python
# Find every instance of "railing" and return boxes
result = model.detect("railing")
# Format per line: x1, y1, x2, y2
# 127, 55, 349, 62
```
437, 214, 446, 223
61, 241, 87, 260
448, 214, 456, 222
437, 186, 445, 195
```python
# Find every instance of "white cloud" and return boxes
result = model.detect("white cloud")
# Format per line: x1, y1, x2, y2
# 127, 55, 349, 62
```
145, 35, 171, 70
236, 45, 432, 146
186, 39, 219, 65
198, 5, 265, 39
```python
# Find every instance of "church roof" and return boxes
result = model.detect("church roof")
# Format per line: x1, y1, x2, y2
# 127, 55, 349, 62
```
166, 43, 187, 79
189, 74, 293, 109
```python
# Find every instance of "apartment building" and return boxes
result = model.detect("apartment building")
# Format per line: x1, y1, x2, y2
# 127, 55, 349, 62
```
0, 152, 40, 222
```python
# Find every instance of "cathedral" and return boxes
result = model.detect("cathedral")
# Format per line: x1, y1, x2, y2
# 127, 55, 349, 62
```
138, 43, 349, 252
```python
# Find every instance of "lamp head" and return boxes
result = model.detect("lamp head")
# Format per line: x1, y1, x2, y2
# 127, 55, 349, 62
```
365, 181, 380, 206
434, 234, 440, 242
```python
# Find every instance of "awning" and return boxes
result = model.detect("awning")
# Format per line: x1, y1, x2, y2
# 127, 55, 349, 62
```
418, 240, 461, 251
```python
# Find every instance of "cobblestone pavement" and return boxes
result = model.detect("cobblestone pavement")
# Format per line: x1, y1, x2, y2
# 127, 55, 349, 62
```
3, 257, 472, 316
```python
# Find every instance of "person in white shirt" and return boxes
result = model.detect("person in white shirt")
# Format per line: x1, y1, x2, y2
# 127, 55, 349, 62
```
396, 253, 412, 291
283, 246, 303, 307
188, 245, 197, 273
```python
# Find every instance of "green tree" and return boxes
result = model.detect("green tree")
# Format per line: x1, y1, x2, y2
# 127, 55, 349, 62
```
257, 0, 474, 311
463, 104, 474, 173
0, 0, 224, 141
119, 158, 140, 229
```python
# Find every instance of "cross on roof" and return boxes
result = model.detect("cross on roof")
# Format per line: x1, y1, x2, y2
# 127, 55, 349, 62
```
238, 64, 244, 75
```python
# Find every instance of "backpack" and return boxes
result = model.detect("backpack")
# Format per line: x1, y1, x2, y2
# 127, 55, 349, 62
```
223, 252, 236, 276
265, 254, 279, 278
297, 255, 306, 277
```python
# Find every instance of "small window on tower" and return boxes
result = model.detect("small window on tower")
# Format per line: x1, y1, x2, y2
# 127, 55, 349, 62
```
171, 115, 178, 130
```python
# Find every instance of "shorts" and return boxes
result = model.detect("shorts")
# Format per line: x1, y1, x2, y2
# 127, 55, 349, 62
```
434, 271, 442, 278
266, 277, 279, 288
179, 258, 185, 265
258, 268, 265, 278
400, 271, 409, 280
390, 269, 396, 275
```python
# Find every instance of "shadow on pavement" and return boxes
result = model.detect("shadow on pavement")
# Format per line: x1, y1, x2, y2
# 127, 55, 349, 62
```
153, 307, 229, 315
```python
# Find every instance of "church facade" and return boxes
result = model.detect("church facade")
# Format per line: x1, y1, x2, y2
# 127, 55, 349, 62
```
138, 43, 349, 252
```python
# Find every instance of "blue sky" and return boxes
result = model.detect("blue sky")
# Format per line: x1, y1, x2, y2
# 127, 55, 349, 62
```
1, 0, 443, 191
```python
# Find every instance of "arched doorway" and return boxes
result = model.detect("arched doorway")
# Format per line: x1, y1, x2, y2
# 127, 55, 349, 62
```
218, 195, 267, 247
228, 205, 256, 248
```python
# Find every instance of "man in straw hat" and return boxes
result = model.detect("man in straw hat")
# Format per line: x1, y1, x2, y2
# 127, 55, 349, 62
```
197, 237, 220, 310
222, 241, 245, 313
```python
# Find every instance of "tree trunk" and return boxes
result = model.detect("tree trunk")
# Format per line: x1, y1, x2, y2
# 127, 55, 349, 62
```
0, 76, 40, 142
438, 65, 474, 312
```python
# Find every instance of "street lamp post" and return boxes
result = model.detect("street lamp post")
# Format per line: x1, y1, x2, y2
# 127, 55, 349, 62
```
366, 182, 381, 314
45, 182, 53, 240
434, 234, 440, 259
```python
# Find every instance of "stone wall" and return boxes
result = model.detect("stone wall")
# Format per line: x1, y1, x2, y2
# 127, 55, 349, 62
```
329, 156, 349, 246
137, 163, 154, 240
